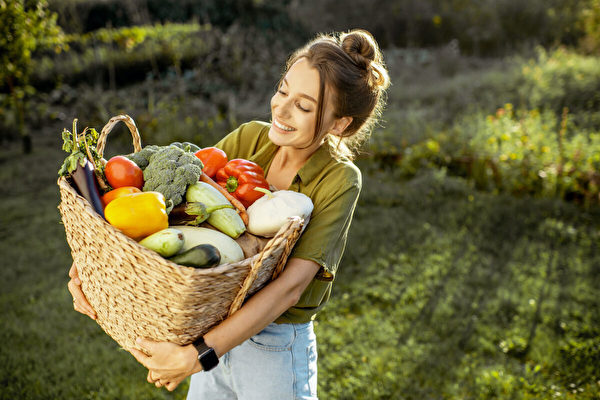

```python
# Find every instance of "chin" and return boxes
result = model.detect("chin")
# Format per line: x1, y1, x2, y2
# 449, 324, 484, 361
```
268, 125, 290, 146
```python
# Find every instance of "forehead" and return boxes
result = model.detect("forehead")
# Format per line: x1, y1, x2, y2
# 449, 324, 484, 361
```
284, 58, 320, 97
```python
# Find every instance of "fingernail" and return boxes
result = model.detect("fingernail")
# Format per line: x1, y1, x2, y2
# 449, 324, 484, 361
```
136, 337, 142, 344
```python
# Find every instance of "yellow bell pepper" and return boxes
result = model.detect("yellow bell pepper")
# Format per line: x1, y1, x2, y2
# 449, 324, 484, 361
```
104, 191, 168, 240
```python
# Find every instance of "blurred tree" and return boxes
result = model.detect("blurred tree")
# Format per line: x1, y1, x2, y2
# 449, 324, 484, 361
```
579, 0, 600, 53
0, 0, 64, 153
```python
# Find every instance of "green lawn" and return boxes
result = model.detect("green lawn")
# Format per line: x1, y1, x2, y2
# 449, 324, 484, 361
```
1, 123, 599, 399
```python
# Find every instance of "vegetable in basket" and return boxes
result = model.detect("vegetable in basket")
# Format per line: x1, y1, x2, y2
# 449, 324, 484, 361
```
101, 186, 141, 207
247, 188, 313, 237
104, 191, 168, 240
215, 159, 270, 208
168, 244, 221, 268
126, 145, 204, 213
172, 225, 244, 264
58, 119, 106, 218
186, 182, 246, 238
194, 147, 228, 178
104, 156, 144, 189
168, 201, 234, 226
138, 227, 184, 257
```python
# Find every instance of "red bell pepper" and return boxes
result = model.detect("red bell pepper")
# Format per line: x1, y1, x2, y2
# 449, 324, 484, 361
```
215, 159, 270, 208
194, 147, 228, 179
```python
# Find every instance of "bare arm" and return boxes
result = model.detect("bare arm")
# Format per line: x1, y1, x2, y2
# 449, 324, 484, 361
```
131, 257, 320, 391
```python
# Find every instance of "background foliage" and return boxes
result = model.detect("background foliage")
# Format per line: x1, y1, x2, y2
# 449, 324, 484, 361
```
1, 0, 600, 399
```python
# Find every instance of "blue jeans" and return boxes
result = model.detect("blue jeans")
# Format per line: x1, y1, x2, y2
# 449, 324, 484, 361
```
187, 322, 318, 400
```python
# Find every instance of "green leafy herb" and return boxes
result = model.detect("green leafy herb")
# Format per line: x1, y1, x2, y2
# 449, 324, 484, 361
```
58, 119, 104, 177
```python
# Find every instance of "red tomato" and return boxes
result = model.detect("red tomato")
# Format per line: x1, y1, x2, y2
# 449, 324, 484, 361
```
101, 186, 142, 208
194, 147, 228, 179
104, 156, 144, 189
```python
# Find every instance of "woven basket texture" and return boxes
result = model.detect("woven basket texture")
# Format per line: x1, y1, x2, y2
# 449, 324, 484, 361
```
57, 115, 304, 352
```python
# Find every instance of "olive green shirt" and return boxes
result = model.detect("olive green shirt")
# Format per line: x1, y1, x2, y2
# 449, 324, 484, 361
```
215, 121, 361, 324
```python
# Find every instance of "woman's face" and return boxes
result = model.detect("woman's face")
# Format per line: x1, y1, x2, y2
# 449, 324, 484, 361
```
268, 58, 336, 152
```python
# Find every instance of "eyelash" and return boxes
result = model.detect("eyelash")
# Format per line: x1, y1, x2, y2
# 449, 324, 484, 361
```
277, 89, 310, 112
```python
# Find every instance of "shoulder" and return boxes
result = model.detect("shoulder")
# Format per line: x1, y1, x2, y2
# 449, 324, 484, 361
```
321, 156, 362, 191
239, 120, 271, 138
308, 154, 362, 211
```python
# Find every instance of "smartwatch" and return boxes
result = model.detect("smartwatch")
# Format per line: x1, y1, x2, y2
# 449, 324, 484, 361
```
192, 336, 219, 372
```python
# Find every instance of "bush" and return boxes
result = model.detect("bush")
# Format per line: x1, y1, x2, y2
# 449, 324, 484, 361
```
394, 105, 600, 205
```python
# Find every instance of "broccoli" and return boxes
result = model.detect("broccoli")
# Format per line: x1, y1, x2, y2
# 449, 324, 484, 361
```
128, 145, 203, 213
126, 145, 160, 169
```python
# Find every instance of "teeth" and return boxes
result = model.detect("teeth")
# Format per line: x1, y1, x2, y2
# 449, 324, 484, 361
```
274, 119, 294, 131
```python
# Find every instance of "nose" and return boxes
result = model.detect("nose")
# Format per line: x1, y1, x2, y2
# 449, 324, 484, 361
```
272, 93, 292, 118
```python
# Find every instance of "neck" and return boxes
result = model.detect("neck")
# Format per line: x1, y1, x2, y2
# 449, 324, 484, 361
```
276, 139, 324, 171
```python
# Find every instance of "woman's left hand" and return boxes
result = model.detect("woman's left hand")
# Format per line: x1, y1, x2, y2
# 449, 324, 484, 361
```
130, 338, 200, 391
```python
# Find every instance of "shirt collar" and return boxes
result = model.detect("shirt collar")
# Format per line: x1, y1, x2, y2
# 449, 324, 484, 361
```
249, 135, 335, 185
296, 143, 334, 184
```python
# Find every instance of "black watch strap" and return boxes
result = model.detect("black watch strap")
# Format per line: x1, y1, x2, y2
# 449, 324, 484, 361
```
192, 336, 219, 372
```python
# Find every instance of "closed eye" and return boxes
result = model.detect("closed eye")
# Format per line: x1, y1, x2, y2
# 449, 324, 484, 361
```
296, 103, 310, 112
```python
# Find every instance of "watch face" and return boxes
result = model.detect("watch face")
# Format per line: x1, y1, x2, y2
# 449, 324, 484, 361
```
199, 348, 219, 371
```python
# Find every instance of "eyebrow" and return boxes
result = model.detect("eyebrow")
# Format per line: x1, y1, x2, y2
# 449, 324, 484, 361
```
283, 78, 317, 103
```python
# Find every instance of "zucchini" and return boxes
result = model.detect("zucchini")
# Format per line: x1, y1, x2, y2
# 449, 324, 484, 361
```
138, 228, 184, 257
168, 202, 234, 226
186, 182, 246, 238
169, 244, 221, 268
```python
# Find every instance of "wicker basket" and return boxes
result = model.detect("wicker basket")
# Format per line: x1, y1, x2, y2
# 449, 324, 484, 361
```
57, 115, 305, 352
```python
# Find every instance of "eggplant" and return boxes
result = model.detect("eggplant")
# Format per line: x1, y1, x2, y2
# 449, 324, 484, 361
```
168, 202, 233, 226
71, 159, 105, 219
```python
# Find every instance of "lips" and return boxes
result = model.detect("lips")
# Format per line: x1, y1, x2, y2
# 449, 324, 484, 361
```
273, 118, 296, 132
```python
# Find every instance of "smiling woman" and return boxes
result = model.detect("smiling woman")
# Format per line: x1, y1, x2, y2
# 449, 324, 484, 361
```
68, 29, 390, 399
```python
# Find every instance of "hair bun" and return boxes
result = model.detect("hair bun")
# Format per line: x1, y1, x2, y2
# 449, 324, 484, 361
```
341, 30, 378, 67
341, 30, 390, 89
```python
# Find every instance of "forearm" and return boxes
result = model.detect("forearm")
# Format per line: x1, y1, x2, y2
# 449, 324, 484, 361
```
146, 258, 320, 378
204, 258, 319, 358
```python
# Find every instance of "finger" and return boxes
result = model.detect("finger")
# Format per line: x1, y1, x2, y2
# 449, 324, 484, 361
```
130, 348, 152, 369
147, 370, 154, 383
166, 380, 180, 392
68, 262, 76, 278
72, 300, 97, 320
68, 285, 96, 319
155, 380, 163, 388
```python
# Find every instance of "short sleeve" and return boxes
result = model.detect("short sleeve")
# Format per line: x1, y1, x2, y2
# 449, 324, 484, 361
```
290, 174, 361, 276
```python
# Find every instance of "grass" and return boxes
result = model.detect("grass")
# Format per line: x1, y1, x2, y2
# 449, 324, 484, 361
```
2, 124, 599, 399
2, 41, 600, 399
318, 168, 600, 399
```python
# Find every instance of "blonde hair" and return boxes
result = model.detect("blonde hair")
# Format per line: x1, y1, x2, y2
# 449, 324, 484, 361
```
281, 29, 390, 160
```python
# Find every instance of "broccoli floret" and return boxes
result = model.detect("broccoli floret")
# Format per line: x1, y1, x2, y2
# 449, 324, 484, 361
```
127, 145, 160, 169
141, 145, 204, 212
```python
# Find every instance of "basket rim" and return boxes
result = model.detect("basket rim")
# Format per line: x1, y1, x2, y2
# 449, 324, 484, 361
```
58, 176, 262, 275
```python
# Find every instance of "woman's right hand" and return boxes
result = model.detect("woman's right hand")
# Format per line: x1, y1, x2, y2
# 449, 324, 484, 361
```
68, 262, 97, 320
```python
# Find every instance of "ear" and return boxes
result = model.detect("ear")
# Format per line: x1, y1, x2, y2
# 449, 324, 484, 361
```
329, 116, 353, 137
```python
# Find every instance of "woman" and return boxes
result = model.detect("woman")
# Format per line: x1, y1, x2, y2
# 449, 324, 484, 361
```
68, 29, 389, 399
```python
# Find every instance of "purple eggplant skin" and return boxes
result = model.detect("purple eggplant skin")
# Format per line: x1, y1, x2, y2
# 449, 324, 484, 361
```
71, 159, 105, 219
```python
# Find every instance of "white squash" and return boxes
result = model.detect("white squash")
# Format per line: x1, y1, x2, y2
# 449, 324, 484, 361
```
171, 225, 244, 264
247, 188, 313, 237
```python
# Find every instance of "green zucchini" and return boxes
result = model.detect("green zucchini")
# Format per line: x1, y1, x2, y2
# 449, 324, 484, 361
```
139, 228, 184, 257
168, 244, 221, 268
186, 182, 246, 238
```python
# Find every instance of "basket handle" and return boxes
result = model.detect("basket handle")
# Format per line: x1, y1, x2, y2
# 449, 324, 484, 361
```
96, 115, 143, 158
227, 217, 303, 316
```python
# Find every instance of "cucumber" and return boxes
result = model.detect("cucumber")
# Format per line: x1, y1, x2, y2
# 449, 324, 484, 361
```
138, 228, 184, 257
186, 182, 246, 238
168, 244, 221, 268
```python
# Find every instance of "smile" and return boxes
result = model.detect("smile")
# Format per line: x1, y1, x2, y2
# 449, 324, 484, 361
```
273, 119, 295, 132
